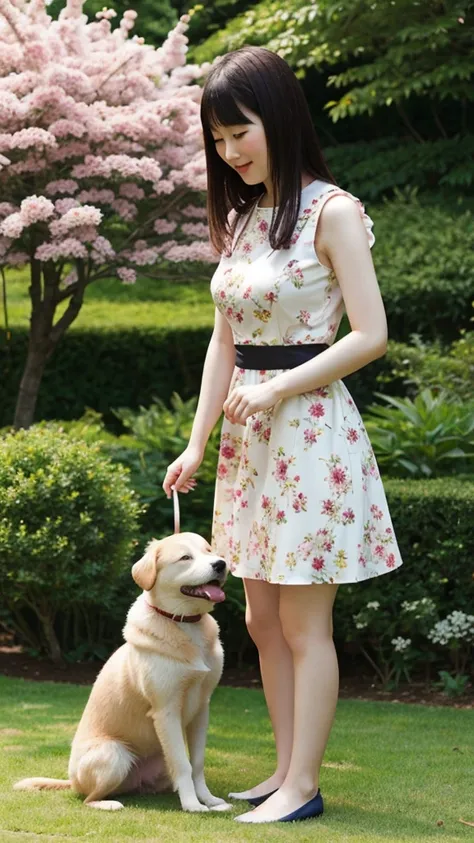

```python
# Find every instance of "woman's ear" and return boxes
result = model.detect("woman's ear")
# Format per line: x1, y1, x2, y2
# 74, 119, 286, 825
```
132, 540, 161, 591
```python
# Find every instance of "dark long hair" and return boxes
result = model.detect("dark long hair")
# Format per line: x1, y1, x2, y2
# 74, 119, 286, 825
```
200, 46, 336, 255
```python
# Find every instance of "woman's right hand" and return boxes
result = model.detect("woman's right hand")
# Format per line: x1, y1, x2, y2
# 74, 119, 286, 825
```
162, 445, 203, 498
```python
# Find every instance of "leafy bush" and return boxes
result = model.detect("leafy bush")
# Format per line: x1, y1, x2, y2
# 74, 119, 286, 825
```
0, 427, 141, 662
371, 193, 474, 343
335, 477, 474, 687
384, 332, 474, 402
364, 389, 474, 478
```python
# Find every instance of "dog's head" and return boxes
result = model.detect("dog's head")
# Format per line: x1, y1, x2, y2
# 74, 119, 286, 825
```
131, 532, 227, 616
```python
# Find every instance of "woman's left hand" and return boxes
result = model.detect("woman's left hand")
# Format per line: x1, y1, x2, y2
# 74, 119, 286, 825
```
223, 381, 280, 425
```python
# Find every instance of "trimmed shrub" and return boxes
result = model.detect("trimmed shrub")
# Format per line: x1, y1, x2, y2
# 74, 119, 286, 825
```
0, 427, 141, 662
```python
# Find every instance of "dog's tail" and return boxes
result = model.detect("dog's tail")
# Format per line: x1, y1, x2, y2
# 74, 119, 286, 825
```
14, 777, 72, 791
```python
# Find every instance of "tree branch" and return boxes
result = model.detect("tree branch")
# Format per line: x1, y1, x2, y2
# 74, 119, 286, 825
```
395, 102, 425, 144
50, 260, 87, 344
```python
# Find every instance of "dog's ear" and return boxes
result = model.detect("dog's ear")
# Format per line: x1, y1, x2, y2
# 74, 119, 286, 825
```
132, 540, 161, 591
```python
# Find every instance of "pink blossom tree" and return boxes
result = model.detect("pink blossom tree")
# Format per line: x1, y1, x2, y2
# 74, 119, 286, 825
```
0, 0, 216, 429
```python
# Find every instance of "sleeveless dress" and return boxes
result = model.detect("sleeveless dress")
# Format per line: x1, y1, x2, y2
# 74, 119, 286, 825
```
210, 179, 403, 585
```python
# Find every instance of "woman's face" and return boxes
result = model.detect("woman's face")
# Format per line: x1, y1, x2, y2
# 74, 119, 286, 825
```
210, 104, 269, 187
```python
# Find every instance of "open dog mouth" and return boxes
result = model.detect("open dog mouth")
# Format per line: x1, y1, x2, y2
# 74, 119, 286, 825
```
180, 579, 226, 603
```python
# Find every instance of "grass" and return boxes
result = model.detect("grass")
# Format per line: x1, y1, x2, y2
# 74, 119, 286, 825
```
0, 676, 473, 842
3, 268, 215, 331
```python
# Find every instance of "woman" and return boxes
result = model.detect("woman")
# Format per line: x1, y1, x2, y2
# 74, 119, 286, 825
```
163, 46, 403, 824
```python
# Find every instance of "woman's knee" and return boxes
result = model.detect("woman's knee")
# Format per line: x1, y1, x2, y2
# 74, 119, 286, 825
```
243, 580, 282, 647
245, 603, 282, 646
279, 584, 337, 653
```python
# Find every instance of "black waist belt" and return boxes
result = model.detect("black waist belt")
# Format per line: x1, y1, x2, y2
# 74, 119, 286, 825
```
234, 343, 329, 370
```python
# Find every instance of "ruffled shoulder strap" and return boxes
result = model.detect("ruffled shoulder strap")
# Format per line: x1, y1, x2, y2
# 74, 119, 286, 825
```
309, 184, 375, 249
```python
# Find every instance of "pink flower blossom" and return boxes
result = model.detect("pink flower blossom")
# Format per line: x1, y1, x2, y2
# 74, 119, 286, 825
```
117, 267, 136, 284
154, 219, 177, 235
220, 445, 235, 459
35, 237, 88, 260
330, 466, 347, 486
309, 401, 325, 418
304, 429, 317, 445
0, 9, 215, 284
0, 212, 24, 238
45, 180, 79, 196
275, 459, 288, 481
312, 557, 324, 570
20, 195, 55, 225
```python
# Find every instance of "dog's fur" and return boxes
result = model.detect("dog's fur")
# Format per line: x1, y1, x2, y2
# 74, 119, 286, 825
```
14, 533, 231, 812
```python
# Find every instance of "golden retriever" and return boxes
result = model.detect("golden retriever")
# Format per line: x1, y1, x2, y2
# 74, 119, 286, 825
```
14, 532, 231, 813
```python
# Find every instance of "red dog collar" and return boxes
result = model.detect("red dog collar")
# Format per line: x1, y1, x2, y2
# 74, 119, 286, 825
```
147, 602, 202, 624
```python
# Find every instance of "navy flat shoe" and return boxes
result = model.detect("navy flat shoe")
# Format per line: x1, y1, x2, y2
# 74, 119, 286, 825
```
246, 789, 278, 807
278, 789, 324, 823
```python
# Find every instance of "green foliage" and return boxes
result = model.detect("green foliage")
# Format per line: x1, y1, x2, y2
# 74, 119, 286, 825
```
325, 137, 474, 202
384, 332, 474, 402
186, 0, 256, 51
364, 389, 474, 478
436, 670, 470, 697
193, 0, 474, 118
0, 427, 141, 661
372, 193, 474, 341
334, 476, 474, 685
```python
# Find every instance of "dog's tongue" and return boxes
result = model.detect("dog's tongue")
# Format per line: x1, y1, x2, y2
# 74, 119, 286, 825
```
191, 584, 226, 603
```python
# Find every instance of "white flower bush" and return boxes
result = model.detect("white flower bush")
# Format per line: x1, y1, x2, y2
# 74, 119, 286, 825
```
391, 637, 412, 653
428, 611, 474, 646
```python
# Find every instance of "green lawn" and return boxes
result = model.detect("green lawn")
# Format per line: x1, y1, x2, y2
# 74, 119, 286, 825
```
0, 676, 473, 842
4, 268, 215, 331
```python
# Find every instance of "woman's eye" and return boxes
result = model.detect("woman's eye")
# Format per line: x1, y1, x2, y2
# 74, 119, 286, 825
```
213, 138, 223, 144
234, 132, 247, 139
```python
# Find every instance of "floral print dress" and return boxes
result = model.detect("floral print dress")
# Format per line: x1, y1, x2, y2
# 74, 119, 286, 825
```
210, 179, 403, 584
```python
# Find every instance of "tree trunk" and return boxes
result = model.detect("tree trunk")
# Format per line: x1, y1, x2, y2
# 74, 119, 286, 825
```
37, 610, 64, 666
13, 341, 49, 429
13, 258, 88, 429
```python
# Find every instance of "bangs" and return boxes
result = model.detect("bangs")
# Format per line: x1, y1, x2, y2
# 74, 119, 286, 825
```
201, 76, 256, 133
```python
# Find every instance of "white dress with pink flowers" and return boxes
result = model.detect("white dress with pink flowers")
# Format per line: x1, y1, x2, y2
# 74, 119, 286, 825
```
210, 179, 403, 584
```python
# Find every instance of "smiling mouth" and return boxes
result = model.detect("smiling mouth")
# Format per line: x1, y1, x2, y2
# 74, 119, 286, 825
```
235, 162, 252, 172
180, 579, 226, 603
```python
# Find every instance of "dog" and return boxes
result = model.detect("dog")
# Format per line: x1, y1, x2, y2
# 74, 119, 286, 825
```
14, 532, 232, 813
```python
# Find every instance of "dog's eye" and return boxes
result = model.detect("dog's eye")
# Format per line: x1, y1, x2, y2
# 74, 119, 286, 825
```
180, 554, 193, 562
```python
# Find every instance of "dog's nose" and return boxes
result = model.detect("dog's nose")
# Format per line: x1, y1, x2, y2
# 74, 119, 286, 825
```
212, 560, 226, 575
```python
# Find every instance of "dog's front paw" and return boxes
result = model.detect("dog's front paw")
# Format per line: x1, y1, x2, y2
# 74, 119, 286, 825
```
182, 801, 210, 813
209, 800, 233, 812
197, 792, 233, 811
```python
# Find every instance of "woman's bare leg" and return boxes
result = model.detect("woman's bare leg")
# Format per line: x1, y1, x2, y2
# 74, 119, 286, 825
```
236, 583, 338, 822
229, 579, 294, 799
